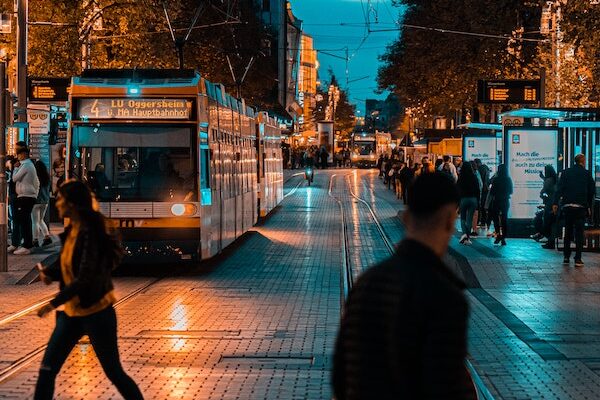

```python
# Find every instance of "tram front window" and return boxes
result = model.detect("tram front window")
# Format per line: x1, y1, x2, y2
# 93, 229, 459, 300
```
70, 125, 196, 202
74, 147, 196, 201
355, 141, 375, 155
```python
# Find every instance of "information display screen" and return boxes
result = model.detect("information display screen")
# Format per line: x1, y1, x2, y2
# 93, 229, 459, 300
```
463, 136, 499, 173
77, 98, 192, 120
506, 129, 558, 219
477, 80, 541, 104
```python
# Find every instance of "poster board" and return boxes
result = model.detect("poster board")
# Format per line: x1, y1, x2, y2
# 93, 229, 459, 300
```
504, 127, 559, 220
463, 133, 500, 173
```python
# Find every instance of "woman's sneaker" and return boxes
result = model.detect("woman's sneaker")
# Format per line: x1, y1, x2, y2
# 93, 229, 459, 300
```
7, 245, 16, 253
574, 259, 584, 267
459, 234, 468, 244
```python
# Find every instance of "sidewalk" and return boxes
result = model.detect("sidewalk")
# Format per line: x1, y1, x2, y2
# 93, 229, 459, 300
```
3, 223, 63, 285
357, 170, 600, 399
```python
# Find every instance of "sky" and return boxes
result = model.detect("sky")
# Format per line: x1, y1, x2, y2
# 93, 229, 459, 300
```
290, 0, 404, 114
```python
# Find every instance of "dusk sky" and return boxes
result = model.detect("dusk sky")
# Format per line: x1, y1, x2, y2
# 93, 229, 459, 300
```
290, 0, 405, 114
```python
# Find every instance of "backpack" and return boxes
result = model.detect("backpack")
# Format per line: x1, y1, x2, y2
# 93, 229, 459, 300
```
441, 163, 453, 176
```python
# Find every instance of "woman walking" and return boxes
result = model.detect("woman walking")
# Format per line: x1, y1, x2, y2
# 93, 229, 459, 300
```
33, 160, 52, 248
489, 164, 513, 246
35, 180, 143, 400
457, 161, 481, 245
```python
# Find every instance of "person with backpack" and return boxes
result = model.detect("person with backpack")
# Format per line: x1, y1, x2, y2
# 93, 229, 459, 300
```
457, 161, 481, 245
35, 180, 143, 400
438, 155, 458, 182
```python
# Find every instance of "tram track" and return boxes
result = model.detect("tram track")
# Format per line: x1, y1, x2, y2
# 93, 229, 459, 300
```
0, 171, 306, 385
349, 170, 495, 400
0, 277, 164, 385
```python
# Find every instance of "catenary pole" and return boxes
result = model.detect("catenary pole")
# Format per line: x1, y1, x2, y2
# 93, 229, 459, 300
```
16, 0, 28, 123
0, 62, 7, 272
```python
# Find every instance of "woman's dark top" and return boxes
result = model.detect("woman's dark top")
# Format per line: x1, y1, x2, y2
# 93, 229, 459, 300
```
490, 175, 513, 204
541, 177, 556, 206
43, 222, 120, 310
457, 170, 480, 199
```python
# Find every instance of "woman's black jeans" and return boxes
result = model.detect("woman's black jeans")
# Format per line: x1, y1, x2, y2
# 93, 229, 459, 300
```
493, 201, 509, 239
34, 306, 143, 400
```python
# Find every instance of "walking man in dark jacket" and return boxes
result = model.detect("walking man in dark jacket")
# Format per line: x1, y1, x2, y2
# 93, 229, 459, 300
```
333, 173, 476, 400
553, 154, 595, 267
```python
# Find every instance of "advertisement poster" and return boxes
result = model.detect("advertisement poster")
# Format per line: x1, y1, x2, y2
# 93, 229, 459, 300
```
507, 129, 558, 219
27, 106, 51, 169
463, 136, 499, 173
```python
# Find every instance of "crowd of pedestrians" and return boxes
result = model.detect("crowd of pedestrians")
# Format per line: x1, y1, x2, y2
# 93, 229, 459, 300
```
6, 141, 53, 255
375, 153, 514, 246
283, 145, 355, 170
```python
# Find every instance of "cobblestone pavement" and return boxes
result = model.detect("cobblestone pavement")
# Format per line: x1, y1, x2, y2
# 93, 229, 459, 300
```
2, 168, 600, 399
0, 171, 344, 399
355, 169, 600, 400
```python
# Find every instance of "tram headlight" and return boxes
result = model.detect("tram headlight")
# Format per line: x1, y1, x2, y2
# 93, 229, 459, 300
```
171, 203, 197, 217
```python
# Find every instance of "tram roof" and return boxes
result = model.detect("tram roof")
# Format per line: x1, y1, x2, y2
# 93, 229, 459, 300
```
75, 69, 200, 87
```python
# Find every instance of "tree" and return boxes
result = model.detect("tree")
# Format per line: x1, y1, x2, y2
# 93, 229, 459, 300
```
313, 72, 356, 138
377, 0, 541, 120
0, 0, 280, 109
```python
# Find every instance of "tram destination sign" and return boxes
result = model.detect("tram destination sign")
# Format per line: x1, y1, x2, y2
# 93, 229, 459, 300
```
477, 79, 541, 104
77, 98, 192, 120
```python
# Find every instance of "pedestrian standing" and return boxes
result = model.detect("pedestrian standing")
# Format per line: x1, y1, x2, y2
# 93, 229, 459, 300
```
540, 165, 558, 249
457, 161, 480, 245
34, 180, 144, 400
333, 172, 476, 400
553, 154, 595, 266
9, 146, 40, 255
399, 162, 414, 204
489, 164, 513, 246
6, 156, 16, 236
33, 160, 53, 248
471, 161, 483, 236
377, 154, 384, 177
438, 155, 458, 182
394, 162, 405, 199
474, 159, 490, 228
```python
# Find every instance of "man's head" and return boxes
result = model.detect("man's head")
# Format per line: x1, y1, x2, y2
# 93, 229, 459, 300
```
421, 156, 429, 164
443, 155, 451, 163
575, 153, 586, 166
16, 146, 30, 161
454, 156, 462, 166
403, 172, 459, 256
474, 158, 482, 167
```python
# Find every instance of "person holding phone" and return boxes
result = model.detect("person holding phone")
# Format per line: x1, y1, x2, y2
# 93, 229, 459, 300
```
34, 180, 143, 400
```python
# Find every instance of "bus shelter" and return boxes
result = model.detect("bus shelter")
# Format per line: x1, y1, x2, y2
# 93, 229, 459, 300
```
498, 108, 600, 244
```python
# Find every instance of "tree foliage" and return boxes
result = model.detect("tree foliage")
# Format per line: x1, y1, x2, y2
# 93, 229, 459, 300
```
313, 73, 356, 138
377, 0, 541, 118
0, 0, 279, 108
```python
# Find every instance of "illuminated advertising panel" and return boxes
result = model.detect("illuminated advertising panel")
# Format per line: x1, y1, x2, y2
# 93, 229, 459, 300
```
463, 135, 499, 173
506, 128, 558, 219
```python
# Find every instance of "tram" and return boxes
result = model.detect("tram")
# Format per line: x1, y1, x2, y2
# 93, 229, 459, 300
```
67, 69, 283, 262
350, 130, 392, 167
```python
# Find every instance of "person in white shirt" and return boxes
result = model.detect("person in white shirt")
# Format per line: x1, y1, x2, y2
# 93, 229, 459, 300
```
9, 146, 40, 255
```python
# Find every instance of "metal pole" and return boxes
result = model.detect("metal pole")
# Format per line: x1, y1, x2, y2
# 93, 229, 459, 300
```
0, 62, 7, 272
16, 0, 28, 123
